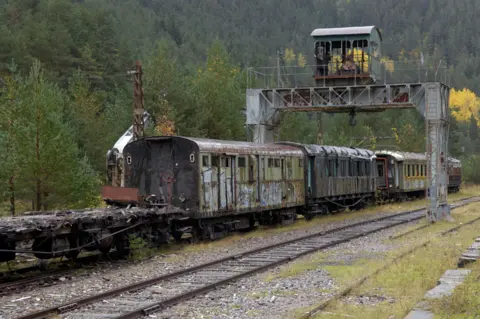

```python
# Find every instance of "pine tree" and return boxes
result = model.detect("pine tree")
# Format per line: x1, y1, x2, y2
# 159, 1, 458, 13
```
13, 61, 99, 210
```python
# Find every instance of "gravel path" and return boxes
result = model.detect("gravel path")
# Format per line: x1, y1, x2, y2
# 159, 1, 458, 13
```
0, 208, 418, 319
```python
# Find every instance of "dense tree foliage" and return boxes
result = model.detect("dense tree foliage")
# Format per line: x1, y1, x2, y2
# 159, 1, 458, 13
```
1, 0, 479, 213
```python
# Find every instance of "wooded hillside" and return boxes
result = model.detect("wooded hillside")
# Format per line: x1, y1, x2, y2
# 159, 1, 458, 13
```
0, 0, 479, 213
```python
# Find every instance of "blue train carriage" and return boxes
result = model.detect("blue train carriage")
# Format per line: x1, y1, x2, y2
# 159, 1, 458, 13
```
280, 143, 377, 218
375, 151, 428, 201
123, 136, 305, 241
311, 26, 383, 86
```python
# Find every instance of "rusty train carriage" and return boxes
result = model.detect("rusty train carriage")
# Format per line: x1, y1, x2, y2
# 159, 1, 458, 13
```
447, 157, 462, 192
375, 150, 461, 201
280, 143, 377, 217
123, 137, 306, 239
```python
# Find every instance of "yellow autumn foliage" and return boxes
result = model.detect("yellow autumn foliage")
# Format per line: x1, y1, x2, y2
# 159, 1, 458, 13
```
449, 88, 480, 125
330, 48, 394, 73
284, 48, 296, 64
297, 53, 307, 68
154, 115, 175, 136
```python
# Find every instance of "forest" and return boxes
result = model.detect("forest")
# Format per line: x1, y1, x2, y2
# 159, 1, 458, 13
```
0, 0, 479, 214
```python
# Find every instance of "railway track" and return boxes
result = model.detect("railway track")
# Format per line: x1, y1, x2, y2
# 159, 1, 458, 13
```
0, 252, 128, 297
15, 196, 479, 319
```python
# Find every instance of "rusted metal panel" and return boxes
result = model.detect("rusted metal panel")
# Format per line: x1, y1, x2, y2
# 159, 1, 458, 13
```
102, 185, 139, 203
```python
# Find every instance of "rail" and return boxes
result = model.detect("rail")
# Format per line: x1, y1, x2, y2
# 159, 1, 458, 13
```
16, 196, 480, 319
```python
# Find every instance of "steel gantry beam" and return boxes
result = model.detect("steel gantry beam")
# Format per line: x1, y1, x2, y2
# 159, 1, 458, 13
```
246, 82, 451, 222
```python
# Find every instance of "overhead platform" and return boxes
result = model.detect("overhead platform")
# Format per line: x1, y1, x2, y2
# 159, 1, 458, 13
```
246, 25, 452, 222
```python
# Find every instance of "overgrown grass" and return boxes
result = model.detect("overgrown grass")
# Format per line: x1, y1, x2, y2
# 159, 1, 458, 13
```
430, 262, 480, 318
299, 203, 480, 319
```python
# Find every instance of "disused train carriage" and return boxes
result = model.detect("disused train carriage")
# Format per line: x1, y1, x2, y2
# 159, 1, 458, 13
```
280, 143, 377, 217
375, 151, 427, 200
123, 137, 305, 240
447, 157, 462, 193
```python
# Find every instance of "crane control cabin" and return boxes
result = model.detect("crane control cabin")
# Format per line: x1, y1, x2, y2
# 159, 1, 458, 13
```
311, 26, 382, 86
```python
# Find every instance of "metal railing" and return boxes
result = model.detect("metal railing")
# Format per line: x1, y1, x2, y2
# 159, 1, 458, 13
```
247, 57, 451, 89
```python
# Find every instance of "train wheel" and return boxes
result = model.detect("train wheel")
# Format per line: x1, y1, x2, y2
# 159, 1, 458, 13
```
114, 234, 130, 258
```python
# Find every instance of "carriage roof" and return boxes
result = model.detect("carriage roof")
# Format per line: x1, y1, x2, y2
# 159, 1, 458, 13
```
375, 150, 426, 161
310, 26, 382, 42
145, 136, 304, 157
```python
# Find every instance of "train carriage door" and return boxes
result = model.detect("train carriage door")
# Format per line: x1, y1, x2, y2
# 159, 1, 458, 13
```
377, 159, 386, 188
286, 157, 294, 203
207, 155, 220, 212
247, 155, 259, 207
308, 156, 314, 196
219, 155, 234, 210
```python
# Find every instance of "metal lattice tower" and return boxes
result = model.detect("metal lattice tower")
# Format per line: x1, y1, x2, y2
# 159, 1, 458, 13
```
246, 65, 451, 222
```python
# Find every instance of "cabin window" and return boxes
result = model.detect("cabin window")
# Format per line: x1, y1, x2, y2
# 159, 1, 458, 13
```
190, 153, 195, 163
299, 159, 304, 167
407, 165, 411, 177
202, 155, 209, 166
211, 155, 219, 167
238, 157, 246, 167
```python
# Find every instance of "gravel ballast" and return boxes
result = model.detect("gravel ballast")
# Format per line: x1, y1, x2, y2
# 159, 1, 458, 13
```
0, 208, 420, 319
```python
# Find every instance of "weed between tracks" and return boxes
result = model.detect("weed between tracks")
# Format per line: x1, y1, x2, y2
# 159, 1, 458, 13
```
287, 202, 480, 319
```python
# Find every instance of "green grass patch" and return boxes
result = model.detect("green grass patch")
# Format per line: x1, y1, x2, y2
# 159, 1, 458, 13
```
306, 204, 480, 319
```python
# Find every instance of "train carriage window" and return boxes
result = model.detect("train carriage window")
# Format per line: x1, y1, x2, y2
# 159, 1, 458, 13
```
357, 161, 362, 176
407, 165, 411, 177
332, 160, 337, 177
378, 163, 384, 177
238, 157, 246, 167
299, 159, 304, 167
268, 158, 274, 167
221, 157, 230, 167
261, 158, 266, 179
202, 155, 210, 166
274, 159, 281, 168
211, 155, 219, 167
416, 165, 419, 176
